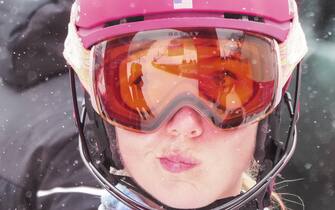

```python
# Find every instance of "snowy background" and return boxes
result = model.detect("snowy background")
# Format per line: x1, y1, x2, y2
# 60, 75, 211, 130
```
282, 0, 335, 209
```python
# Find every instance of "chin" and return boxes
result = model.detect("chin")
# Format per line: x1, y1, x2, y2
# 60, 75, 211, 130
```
157, 194, 215, 209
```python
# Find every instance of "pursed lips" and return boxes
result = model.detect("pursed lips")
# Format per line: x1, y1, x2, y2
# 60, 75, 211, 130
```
158, 153, 200, 173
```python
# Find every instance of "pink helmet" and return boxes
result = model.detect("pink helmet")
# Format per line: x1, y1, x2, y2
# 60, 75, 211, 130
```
65, 0, 307, 209
76, 0, 294, 48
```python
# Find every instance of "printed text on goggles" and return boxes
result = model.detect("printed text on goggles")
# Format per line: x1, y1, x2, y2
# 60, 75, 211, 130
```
91, 28, 280, 132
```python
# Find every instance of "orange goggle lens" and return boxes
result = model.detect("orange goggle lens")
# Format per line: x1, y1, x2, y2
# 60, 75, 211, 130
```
92, 28, 279, 132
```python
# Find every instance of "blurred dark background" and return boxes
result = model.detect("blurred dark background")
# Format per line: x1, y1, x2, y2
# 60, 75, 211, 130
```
0, 0, 334, 209
281, 1, 335, 210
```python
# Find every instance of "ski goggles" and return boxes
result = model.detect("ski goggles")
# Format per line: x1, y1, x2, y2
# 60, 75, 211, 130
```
90, 28, 280, 132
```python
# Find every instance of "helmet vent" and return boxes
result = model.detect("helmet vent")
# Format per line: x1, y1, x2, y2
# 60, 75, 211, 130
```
103, 13, 264, 28
224, 13, 264, 23
104, 16, 145, 27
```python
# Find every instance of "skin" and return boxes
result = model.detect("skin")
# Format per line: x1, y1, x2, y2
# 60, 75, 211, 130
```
116, 107, 258, 209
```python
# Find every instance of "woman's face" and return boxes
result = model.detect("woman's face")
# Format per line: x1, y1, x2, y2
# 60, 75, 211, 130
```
116, 106, 257, 209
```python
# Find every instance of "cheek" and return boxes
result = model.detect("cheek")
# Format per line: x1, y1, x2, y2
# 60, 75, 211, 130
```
116, 130, 143, 166
204, 124, 257, 175
115, 128, 159, 173
231, 128, 256, 169
234, 126, 257, 167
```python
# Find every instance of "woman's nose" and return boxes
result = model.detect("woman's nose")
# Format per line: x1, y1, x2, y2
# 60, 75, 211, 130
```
165, 107, 203, 138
